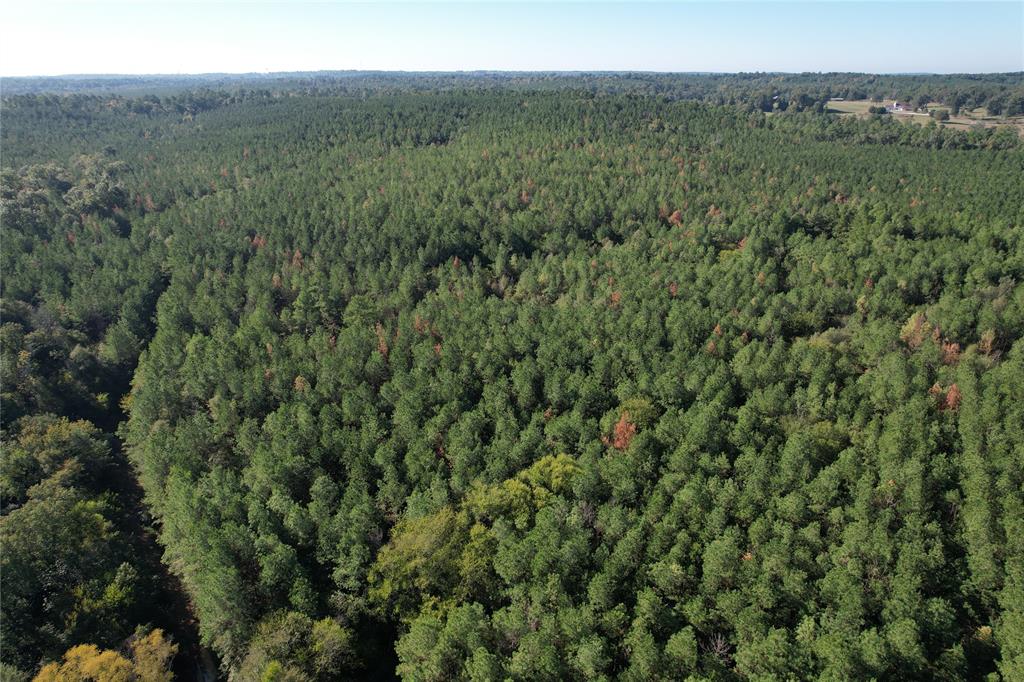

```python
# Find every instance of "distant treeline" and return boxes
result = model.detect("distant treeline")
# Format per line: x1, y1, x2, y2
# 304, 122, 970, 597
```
4, 71, 1024, 115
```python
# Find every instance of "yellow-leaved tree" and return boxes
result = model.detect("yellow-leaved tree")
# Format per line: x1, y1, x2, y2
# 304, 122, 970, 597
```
32, 629, 176, 682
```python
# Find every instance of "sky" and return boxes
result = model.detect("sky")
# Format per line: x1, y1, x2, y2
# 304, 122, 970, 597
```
1, 1, 1022, 77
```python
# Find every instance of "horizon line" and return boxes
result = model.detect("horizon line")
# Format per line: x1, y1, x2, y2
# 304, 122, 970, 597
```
5, 68, 1024, 80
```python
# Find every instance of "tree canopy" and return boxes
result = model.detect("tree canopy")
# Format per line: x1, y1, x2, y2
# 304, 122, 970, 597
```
2, 74, 1022, 680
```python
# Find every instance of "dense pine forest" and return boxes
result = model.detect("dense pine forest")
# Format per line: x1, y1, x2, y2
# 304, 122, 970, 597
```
2, 73, 1023, 681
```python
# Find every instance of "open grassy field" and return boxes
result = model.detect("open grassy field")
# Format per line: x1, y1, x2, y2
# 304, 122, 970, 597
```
827, 99, 1024, 135
826, 100, 879, 115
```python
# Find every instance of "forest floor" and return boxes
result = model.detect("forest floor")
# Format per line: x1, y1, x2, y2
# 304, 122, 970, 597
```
827, 99, 1024, 134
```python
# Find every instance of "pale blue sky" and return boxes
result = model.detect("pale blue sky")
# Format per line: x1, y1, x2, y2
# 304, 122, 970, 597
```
2, 2, 1021, 77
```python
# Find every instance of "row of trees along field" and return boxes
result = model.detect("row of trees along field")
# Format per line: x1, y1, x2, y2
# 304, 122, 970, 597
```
2, 79, 1023, 681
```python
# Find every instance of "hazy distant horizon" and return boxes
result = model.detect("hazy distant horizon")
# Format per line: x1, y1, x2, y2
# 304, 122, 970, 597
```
6, 68, 1024, 81
2, 2, 1021, 78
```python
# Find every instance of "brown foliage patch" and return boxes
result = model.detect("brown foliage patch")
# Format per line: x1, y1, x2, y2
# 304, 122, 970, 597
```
611, 412, 637, 451
944, 384, 962, 411
375, 322, 389, 359
941, 342, 961, 365
931, 383, 963, 412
